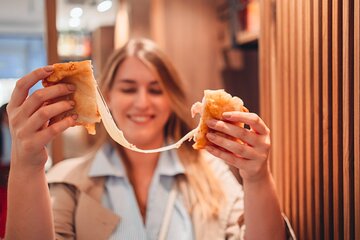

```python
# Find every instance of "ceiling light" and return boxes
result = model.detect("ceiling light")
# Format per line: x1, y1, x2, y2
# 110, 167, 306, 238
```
97, 0, 112, 12
69, 18, 81, 28
70, 7, 83, 18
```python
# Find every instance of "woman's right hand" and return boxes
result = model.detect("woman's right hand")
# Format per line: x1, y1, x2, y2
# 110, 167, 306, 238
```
6, 66, 77, 170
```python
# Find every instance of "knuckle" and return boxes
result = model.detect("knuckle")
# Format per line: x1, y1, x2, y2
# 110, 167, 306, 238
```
33, 68, 44, 79
48, 125, 59, 136
249, 113, 260, 124
15, 79, 25, 90
266, 127, 271, 135
37, 108, 51, 120
215, 121, 226, 130
264, 136, 271, 149
236, 145, 245, 155
33, 90, 46, 102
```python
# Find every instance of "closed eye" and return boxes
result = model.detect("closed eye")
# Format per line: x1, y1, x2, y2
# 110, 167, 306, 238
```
119, 88, 137, 94
149, 88, 163, 95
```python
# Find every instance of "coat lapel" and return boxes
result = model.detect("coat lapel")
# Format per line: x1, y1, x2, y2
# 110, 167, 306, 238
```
76, 192, 120, 240
75, 175, 120, 240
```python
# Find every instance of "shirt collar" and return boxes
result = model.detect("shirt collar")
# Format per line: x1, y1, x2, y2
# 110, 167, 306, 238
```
88, 144, 126, 177
88, 144, 185, 178
156, 149, 185, 177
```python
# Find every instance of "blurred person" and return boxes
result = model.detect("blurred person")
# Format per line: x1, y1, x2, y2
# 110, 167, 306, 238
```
0, 103, 10, 239
5, 39, 294, 239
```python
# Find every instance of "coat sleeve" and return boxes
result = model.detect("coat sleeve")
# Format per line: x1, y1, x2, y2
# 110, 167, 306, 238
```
49, 183, 78, 240
224, 194, 245, 240
225, 197, 297, 240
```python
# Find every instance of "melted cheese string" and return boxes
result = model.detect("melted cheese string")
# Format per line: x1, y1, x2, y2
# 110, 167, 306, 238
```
95, 87, 197, 153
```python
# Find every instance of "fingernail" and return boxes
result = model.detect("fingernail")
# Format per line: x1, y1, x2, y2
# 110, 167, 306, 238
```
67, 84, 76, 91
69, 101, 75, 107
44, 65, 54, 72
222, 112, 232, 119
72, 114, 78, 120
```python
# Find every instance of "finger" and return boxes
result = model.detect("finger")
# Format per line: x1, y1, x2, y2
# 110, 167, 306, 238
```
24, 100, 76, 132
207, 119, 258, 146
30, 116, 77, 148
205, 145, 246, 169
21, 83, 75, 118
8, 66, 54, 108
222, 111, 269, 135
206, 132, 259, 159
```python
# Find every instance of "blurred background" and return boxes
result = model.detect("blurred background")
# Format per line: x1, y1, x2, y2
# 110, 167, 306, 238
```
0, 0, 261, 159
0, 0, 359, 239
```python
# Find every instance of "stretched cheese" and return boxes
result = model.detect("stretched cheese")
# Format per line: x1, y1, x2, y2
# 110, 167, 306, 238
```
95, 88, 197, 153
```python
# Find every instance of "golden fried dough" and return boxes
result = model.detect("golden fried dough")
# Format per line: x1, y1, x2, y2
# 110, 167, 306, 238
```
42, 60, 101, 135
192, 89, 248, 149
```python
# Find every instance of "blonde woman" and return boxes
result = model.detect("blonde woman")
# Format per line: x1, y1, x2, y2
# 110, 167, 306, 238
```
5, 39, 294, 239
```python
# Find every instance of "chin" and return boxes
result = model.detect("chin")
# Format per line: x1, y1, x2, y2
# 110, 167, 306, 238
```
125, 132, 162, 149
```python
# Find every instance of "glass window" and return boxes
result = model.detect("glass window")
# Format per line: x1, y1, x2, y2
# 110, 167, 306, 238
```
0, 0, 46, 105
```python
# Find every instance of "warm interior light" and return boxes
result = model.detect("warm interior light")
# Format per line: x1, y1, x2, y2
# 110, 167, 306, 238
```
69, 18, 81, 28
70, 7, 83, 18
114, 1, 129, 48
97, 0, 112, 12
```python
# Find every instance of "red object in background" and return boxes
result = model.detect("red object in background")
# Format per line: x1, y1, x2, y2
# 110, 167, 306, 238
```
0, 185, 7, 238
0, 165, 9, 238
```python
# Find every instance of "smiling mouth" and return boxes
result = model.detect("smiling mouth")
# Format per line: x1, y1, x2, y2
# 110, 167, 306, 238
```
128, 115, 154, 123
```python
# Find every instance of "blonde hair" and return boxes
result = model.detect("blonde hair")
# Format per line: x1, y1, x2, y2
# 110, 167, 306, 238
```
97, 38, 224, 218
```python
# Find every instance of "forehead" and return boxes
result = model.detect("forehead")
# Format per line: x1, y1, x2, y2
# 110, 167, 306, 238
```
114, 56, 159, 85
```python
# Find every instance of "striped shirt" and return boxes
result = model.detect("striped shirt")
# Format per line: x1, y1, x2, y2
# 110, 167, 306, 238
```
88, 144, 194, 240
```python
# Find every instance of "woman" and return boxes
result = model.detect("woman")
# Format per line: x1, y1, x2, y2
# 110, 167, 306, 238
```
5, 39, 294, 239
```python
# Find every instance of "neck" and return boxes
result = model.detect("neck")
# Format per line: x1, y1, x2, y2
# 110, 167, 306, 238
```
118, 137, 165, 175
124, 150, 160, 173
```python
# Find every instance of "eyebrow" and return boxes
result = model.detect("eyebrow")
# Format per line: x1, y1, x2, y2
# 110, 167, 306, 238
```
116, 79, 160, 86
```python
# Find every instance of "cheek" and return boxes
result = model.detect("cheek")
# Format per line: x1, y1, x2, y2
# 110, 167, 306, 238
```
157, 99, 172, 121
107, 93, 129, 115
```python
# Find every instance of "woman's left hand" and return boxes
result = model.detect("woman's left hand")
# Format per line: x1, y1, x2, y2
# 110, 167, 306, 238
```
205, 111, 271, 182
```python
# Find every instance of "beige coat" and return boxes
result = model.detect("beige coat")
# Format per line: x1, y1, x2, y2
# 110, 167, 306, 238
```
47, 153, 294, 240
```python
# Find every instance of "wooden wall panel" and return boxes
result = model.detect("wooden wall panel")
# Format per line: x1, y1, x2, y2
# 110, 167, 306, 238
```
354, 0, 360, 239
260, 0, 359, 238
304, 0, 314, 238
342, 0, 354, 238
296, 0, 305, 237
45, 0, 63, 165
283, 0, 292, 224
332, 0, 341, 239
312, 0, 323, 238
289, 0, 299, 234
322, 0, 331, 238
150, 0, 223, 105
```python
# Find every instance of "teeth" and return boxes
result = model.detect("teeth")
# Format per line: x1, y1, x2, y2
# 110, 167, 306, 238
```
131, 116, 151, 123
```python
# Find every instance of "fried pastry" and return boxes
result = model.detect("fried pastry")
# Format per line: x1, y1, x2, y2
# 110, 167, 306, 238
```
42, 60, 101, 135
191, 89, 248, 149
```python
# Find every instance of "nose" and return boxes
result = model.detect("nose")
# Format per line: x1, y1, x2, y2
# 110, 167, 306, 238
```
134, 88, 150, 109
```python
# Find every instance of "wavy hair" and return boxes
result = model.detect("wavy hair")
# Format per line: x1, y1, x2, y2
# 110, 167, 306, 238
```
97, 38, 224, 218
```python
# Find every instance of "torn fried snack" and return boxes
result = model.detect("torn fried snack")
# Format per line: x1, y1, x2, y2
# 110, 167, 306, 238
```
191, 89, 248, 149
42, 60, 101, 135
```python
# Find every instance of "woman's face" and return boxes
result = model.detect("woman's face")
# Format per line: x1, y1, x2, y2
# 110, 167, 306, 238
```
107, 56, 172, 148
